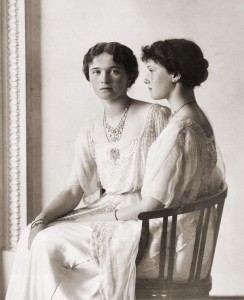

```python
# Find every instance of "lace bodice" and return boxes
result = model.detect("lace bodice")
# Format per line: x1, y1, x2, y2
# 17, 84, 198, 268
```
66, 104, 170, 197
181, 118, 218, 197
93, 104, 170, 194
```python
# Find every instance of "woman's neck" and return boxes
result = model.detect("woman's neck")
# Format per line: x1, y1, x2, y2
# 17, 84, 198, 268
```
168, 84, 196, 113
103, 96, 131, 118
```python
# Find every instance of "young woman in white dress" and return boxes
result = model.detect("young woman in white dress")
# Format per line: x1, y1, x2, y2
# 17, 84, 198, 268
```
72, 39, 225, 294
137, 39, 226, 280
5, 42, 170, 300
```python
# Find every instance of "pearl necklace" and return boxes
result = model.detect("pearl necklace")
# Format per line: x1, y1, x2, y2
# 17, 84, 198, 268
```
170, 101, 195, 118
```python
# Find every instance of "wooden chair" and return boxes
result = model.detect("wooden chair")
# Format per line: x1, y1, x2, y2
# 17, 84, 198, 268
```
136, 184, 227, 299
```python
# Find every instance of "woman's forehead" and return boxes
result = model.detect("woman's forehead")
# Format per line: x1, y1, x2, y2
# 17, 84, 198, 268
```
89, 53, 119, 68
145, 59, 160, 67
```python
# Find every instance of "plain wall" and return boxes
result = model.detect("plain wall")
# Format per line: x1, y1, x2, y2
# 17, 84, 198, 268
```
27, 0, 244, 295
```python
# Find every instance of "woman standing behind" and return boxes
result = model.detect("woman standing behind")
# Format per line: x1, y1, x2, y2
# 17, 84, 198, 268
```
5, 42, 170, 300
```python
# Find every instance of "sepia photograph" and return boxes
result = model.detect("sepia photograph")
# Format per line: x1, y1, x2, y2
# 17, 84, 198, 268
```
1, 0, 244, 299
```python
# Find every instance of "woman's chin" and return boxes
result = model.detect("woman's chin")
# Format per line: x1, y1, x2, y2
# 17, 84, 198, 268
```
150, 94, 163, 101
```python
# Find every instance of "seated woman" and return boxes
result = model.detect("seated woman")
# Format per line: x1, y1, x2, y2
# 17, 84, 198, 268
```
137, 39, 226, 280
76, 39, 225, 295
5, 42, 170, 300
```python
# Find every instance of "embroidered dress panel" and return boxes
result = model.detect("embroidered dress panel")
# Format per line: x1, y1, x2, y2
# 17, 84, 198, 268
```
94, 104, 168, 194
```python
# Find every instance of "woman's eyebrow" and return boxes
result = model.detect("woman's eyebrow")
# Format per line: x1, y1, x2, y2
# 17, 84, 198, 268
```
90, 66, 122, 70
109, 66, 122, 69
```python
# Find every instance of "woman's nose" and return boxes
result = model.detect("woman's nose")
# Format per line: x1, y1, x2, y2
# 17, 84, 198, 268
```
101, 72, 110, 84
144, 77, 150, 84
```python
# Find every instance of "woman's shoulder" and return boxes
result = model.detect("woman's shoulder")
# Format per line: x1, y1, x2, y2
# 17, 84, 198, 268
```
76, 120, 96, 141
132, 99, 170, 112
130, 99, 151, 112
78, 120, 95, 131
171, 117, 214, 139
130, 100, 170, 137
131, 100, 171, 122
151, 119, 203, 160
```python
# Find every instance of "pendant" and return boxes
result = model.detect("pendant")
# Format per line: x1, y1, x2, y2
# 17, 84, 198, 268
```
110, 148, 120, 164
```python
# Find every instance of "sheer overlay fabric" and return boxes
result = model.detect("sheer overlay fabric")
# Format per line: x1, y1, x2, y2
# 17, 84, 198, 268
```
6, 104, 170, 300
138, 117, 225, 279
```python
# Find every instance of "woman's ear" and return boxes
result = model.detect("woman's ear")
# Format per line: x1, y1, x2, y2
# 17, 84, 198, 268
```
171, 73, 181, 83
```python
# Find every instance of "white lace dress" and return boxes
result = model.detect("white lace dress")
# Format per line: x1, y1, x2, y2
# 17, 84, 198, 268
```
5, 104, 170, 300
138, 116, 225, 280
87, 116, 225, 297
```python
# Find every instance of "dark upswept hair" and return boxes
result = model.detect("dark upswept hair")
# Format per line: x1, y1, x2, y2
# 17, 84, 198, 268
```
83, 42, 139, 88
141, 39, 209, 88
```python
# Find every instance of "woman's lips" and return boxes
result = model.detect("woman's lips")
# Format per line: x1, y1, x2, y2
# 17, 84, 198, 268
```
100, 86, 111, 88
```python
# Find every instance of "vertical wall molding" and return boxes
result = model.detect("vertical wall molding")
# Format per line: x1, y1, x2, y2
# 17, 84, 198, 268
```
6, 0, 26, 250
1, 1, 26, 296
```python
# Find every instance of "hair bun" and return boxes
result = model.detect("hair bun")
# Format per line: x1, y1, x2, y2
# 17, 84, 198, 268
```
194, 58, 209, 86
201, 58, 209, 71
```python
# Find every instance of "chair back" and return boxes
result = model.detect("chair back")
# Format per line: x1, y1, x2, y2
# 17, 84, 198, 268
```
136, 184, 227, 299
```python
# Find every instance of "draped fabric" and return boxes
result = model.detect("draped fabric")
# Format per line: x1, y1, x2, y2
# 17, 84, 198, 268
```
6, 104, 170, 300
89, 116, 225, 292
6, 109, 225, 299
138, 117, 225, 280
142, 117, 224, 206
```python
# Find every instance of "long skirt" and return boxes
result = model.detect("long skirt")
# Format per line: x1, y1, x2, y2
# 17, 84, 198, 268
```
6, 220, 103, 300
5, 191, 142, 300
5, 190, 215, 300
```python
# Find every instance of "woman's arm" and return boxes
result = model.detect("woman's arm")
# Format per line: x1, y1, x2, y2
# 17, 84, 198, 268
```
116, 196, 164, 220
78, 195, 164, 222
28, 185, 83, 249
35, 185, 83, 222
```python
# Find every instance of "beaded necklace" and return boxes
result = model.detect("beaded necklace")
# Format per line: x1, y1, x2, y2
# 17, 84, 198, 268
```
103, 99, 132, 164
103, 99, 131, 142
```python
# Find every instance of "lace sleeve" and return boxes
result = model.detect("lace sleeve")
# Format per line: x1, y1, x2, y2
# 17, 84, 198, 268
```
154, 105, 171, 136
142, 104, 171, 147
66, 123, 97, 197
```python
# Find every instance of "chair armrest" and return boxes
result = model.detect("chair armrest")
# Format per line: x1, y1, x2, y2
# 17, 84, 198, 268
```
138, 185, 228, 220
138, 207, 181, 220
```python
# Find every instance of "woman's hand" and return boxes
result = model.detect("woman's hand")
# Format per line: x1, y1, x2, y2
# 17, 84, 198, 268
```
27, 186, 83, 250
28, 223, 47, 250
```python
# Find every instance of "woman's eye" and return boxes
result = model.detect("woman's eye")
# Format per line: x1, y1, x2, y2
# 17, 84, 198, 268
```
111, 69, 120, 75
91, 70, 100, 75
